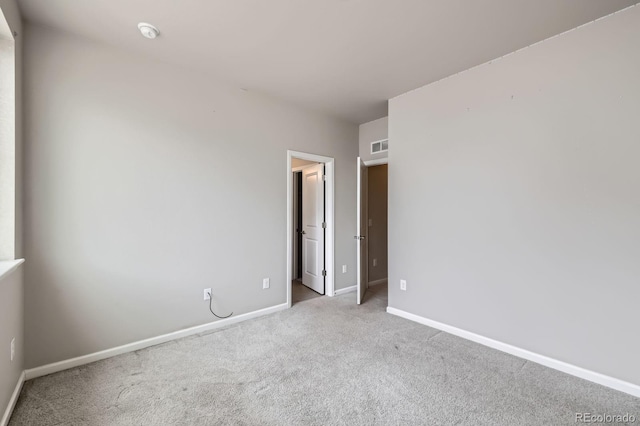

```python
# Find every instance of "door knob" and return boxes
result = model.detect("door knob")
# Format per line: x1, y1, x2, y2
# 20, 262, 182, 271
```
301, 230, 306, 235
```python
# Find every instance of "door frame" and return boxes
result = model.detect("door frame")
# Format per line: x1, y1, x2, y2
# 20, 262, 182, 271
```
286, 150, 335, 308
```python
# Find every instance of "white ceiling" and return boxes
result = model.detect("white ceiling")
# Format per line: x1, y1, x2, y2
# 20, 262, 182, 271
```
18, 0, 638, 124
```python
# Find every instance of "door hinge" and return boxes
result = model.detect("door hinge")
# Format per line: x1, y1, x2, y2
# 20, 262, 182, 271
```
323, 174, 327, 181
322, 222, 327, 229
322, 270, 327, 277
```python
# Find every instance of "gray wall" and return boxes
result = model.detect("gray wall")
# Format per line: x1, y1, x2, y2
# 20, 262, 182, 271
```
388, 6, 640, 386
358, 116, 387, 162
24, 24, 358, 368
0, 266, 24, 418
0, 267, 23, 420
0, 0, 23, 419
367, 165, 387, 283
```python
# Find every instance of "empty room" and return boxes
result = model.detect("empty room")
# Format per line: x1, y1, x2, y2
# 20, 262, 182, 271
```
1, 0, 639, 425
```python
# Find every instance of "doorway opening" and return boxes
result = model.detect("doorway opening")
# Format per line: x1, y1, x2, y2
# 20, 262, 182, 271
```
286, 151, 336, 308
292, 159, 324, 304
356, 159, 388, 305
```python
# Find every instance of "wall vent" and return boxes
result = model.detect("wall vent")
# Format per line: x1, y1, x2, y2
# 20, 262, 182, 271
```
371, 139, 388, 154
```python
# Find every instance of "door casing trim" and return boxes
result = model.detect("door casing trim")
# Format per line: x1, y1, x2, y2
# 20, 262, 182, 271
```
286, 150, 335, 308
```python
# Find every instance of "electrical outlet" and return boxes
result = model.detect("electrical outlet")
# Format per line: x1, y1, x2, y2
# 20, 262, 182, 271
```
204, 288, 211, 300
400, 280, 407, 291
342, 265, 347, 273
10, 338, 15, 362
263, 278, 270, 289
373, 258, 377, 267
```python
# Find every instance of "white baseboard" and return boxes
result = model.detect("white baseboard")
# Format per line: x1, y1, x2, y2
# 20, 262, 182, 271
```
1, 371, 25, 426
386, 307, 640, 398
368, 278, 387, 286
25, 303, 289, 380
333, 285, 356, 296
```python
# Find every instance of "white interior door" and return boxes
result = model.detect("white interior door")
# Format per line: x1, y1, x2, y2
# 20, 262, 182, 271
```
302, 164, 325, 294
356, 157, 368, 304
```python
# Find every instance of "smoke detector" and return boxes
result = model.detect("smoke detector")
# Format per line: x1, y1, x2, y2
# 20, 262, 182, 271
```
138, 23, 159, 39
